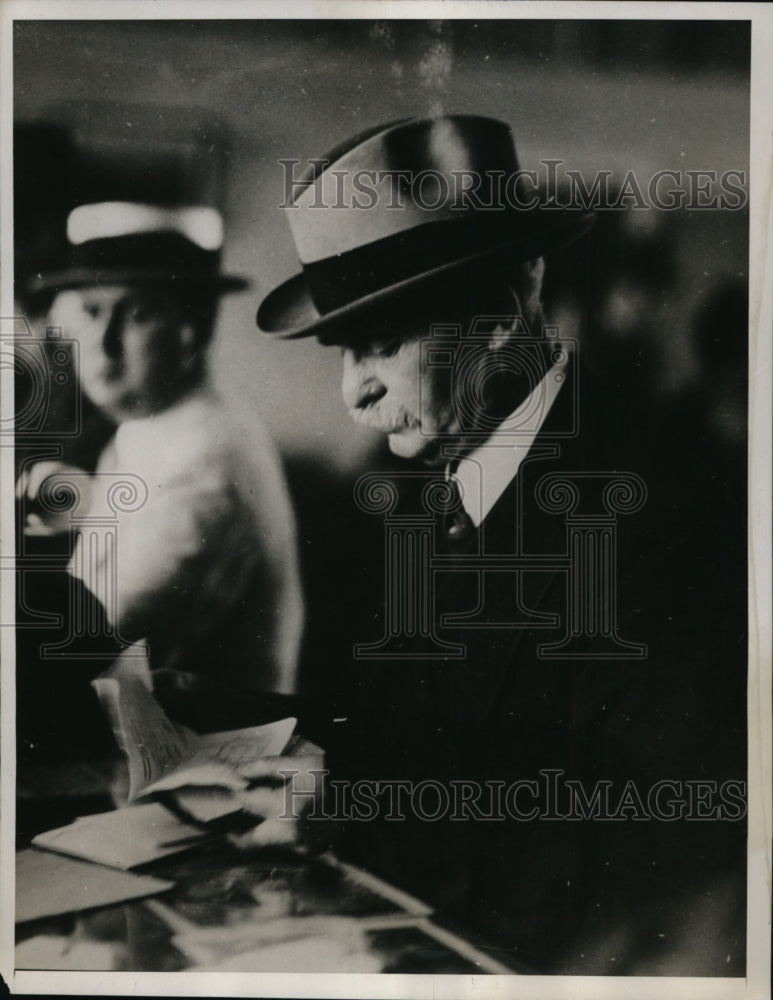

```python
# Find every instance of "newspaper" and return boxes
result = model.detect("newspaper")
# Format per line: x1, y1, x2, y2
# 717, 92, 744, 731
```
91, 669, 296, 803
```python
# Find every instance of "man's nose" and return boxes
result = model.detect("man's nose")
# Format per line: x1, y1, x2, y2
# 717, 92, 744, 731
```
100, 307, 124, 357
341, 351, 387, 411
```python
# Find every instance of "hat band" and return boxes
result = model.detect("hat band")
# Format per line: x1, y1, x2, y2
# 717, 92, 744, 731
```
302, 213, 548, 316
68, 231, 221, 276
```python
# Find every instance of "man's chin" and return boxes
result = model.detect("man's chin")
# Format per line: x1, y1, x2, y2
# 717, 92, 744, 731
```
387, 431, 442, 465
81, 381, 118, 410
82, 382, 139, 421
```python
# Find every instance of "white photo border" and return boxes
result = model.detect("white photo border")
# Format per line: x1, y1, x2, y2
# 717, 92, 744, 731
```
1, 3, 770, 998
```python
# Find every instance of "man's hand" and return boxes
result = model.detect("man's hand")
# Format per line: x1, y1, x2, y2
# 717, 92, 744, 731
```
230, 740, 328, 853
16, 460, 91, 535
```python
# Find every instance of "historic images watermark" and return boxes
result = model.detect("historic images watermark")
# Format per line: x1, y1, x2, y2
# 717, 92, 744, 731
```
351, 320, 648, 662
2, 319, 82, 441
279, 160, 748, 212
6, 316, 149, 655
276, 769, 748, 823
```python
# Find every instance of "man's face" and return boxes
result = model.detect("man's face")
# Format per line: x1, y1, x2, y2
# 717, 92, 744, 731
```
341, 330, 460, 465
51, 284, 194, 420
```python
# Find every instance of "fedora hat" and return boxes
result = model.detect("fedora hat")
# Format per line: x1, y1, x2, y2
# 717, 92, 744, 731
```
257, 115, 594, 341
25, 201, 248, 299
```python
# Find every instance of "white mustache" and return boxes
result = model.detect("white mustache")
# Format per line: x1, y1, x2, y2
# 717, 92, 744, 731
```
348, 402, 420, 432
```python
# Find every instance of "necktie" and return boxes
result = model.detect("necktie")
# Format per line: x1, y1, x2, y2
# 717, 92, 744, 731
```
442, 475, 474, 544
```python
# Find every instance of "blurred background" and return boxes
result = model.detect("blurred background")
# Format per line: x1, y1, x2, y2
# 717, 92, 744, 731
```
14, 18, 750, 468
14, 18, 750, 688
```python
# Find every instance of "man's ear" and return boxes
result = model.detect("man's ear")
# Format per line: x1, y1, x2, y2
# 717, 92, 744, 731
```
488, 319, 517, 352
486, 293, 532, 352
486, 257, 547, 351
485, 288, 527, 352
516, 257, 546, 335
526, 256, 546, 293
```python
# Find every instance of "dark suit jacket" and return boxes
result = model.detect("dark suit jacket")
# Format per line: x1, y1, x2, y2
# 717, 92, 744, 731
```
327, 362, 747, 974
15, 359, 745, 974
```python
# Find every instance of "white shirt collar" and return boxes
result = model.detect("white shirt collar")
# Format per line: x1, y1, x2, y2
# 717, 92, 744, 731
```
450, 352, 569, 528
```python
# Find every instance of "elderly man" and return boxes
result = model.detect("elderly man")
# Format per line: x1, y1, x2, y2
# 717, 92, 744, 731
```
19, 202, 304, 698
244, 116, 747, 975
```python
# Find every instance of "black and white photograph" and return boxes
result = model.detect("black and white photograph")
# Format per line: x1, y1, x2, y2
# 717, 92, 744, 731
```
1, 3, 771, 997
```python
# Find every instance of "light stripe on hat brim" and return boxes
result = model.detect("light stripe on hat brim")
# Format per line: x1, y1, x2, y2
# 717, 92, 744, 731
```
257, 209, 594, 341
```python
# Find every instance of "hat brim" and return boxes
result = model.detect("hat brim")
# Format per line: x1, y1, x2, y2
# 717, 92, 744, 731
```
257, 210, 594, 341
24, 266, 248, 298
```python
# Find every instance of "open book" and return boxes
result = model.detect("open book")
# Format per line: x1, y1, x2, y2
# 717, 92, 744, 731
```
91, 666, 296, 805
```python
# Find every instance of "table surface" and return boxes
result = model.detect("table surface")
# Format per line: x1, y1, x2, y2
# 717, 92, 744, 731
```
15, 761, 521, 975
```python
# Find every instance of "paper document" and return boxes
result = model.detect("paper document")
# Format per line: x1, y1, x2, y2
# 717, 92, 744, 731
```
16, 849, 173, 923
172, 786, 244, 823
31, 803, 207, 870
92, 668, 296, 802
